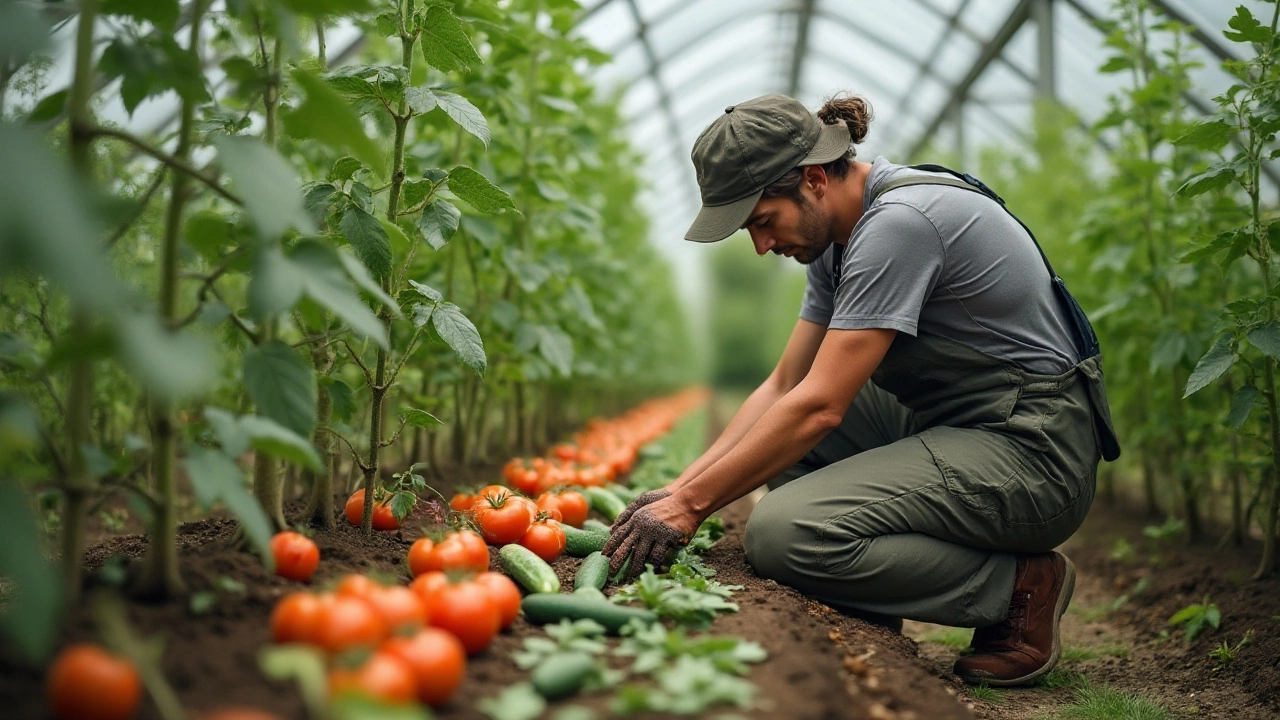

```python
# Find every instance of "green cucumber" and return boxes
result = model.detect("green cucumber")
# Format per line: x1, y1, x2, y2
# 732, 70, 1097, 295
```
584, 486, 627, 522
562, 524, 609, 557
574, 552, 609, 591
521, 592, 658, 634
531, 651, 597, 700
582, 519, 610, 533
610, 553, 631, 585
498, 544, 560, 594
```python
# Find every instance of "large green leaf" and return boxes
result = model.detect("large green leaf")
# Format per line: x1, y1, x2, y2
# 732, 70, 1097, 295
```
204, 407, 249, 457
1173, 117, 1234, 151
404, 86, 438, 115
290, 241, 388, 349
1183, 336, 1237, 398
1225, 6, 1271, 44
1175, 163, 1238, 198
248, 244, 306, 320
407, 279, 443, 303
418, 6, 483, 73
182, 446, 275, 570
243, 340, 317, 438
214, 135, 316, 240
101, 0, 179, 30
447, 166, 514, 214
284, 69, 384, 172
537, 325, 574, 377
432, 302, 486, 375
184, 210, 239, 261
1228, 386, 1259, 428
98, 36, 211, 115
115, 314, 220, 400
420, 199, 461, 250
0, 0, 49, 66
340, 206, 394, 279
336, 250, 399, 313
239, 415, 323, 471
0, 479, 61, 663
276, 0, 372, 15
431, 91, 490, 147
1246, 322, 1280, 359
402, 408, 444, 429
324, 378, 357, 423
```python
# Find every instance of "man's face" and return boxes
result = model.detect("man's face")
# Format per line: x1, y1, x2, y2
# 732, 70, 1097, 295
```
741, 191, 833, 265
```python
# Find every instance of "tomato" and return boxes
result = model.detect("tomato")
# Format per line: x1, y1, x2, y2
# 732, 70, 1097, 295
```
328, 652, 417, 704
536, 492, 563, 517
316, 594, 388, 654
519, 519, 565, 562
418, 579, 500, 655
335, 574, 380, 600
407, 537, 442, 577
474, 494, 533, 546
269, 531, 319, 583
408, 532, 488, 577
473, 571, 521, 629
553, 443, 578, 461
555, 491, 588, 528
449, 493, 475, 512
382, 628, 467, 707
46, 644, 141, 720
408, 571, 449, 602
510, 467, 541, 496
270, 592, 325, 645
451, 530, 491, 570
344, 489, 400, 531
476, 484, 509, 502
364, 586, 426, 633
199, 709, 286, 720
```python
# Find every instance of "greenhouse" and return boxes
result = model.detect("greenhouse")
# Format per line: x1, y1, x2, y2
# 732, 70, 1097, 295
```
1, 0, 1278, 718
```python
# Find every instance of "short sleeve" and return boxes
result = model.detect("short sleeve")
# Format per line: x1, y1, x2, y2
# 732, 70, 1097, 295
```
799, 246, 835, 326
830, 202, 944, 335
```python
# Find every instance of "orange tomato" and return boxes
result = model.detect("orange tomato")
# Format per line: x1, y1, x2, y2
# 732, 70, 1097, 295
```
408, 571, 449, 603
473, 571, 521, 629
199, 708, 286, 720
270, 591, 325, 644
417, 579, 500, 655
46, 644, 141, 720
270, 531, 320, 583
335, 574, 380, 600
554, 491, 588, 528
449, 493, 475, 512
474, 494, 534, 546
364, 586, 426, 633
315, 594, 388, 654
382, 628, 467, 707
519, 519, 565, 562
328, 652, 417, 704
344, 489, 400, 530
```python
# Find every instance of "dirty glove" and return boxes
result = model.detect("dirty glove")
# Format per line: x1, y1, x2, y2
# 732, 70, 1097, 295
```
611, 488, 670, 527
603, 505, 691, 582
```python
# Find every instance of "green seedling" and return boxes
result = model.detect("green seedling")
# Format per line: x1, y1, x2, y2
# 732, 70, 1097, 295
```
1167, 596, 1220, 643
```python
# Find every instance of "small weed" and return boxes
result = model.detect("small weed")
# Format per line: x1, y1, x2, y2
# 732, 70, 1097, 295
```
917, 627, 973, 650
97, 507, 129, 532
1108, 538, 1134, 562
1061, 646, 1100, 663
1168, 596, 1221, 643
1053, 685, 1170, 719
969, 684, 1005, 704
1035, 668, 1088, 689
1209, 630, 1253, 673
1142, 518, 1186, 542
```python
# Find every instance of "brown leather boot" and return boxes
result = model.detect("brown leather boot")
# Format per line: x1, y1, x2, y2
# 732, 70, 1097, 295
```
953, 551, 1076, 687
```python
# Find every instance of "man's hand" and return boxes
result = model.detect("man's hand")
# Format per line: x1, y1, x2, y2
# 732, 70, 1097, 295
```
612, 488, 670, 526
603, 493, 701, 581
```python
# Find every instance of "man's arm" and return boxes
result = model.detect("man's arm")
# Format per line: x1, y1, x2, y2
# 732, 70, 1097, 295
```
666, 318, 828, 494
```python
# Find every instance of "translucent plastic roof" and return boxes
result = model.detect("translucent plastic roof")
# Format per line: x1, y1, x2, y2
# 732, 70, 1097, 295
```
573, 0, 1268, 271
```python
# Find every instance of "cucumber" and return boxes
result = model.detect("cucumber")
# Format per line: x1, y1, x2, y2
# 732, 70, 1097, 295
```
531, 651, 597, 700
521, 593, 658, 634
610, 553, 632, 585
582, 519, 610, 533
562, 524, 609, 557
584, 486, 627, 522
498, 544, 560, 594
574, 552, 609, 591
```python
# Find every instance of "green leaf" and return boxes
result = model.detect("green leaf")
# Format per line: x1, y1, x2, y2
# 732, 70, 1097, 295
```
115, 314, 220, 400
239, 415, 323, 471
324, 378, 357, 423
432, 302, 486, 375
98, 36, 210, 115
1149, 332, 1186, 372
388, 491, 416, 521
329, 157, 365, 183
184, 210, 238, 261
337, 250, 400, 313
431, 91, 490, 147
419, 6, 483, 73
183, 446, 275, 570
284, 69, 384, 172
276, 0, 373, 16
259, 645, 328, 720
289, 241, 389, 349
1175, 164, 1238, 198
420, 199, 461, 250
0, 479, 62, 663
381, 218, 413, 256
1183, 336, 1236, 398
1225, 6, 1271, 43
249, 244, 306, 320
324, 74, 380, 99
340, 207, 394, 279
214, 135, 316, 240
404, 86, 438, 115
1098, 56, 1133, 73
447, 166, 514, 214
402, 408, 444, 429
537, 325, 574, 377
402, 179, 434, 208
374, 12, 400, 36
477, 682, 546, 720
331, 694, 431, 720
1173, 118, 1235, 151
204, 407, 249, 457
26, 90, 67, 124
1227, 386, 1258, 428
407, 279, 443, 303
243, 340, 317, 438
189, 591, 218, 615
101, 0, 180, 30
1247, 322, 1280, 358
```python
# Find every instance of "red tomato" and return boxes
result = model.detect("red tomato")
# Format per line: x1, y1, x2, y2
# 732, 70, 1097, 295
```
473, 571, 521, 629
476, 485, 509, 503
269, 532, 320, 583
316, 594, 388, 654
474, 495, 534, 546
199, 708, 286, 720
451, 530, 491, 570
418, 580, 500, 655
407, 538, 443, 577
47, 644, 141, 720
328, 652, 417, 704
519, 519, 565, 562
364, 586, 426, 633
536, 492, 564, 517
449, 493, 475, 512
335, 574, 380, 600
555, 491, 588, 528
553, 443, 578, 461
270, 592, 325, 645
510, 467, 541, 496
344, 489, 400, 530
382, 628, 467, 707
408, 571, 449, 603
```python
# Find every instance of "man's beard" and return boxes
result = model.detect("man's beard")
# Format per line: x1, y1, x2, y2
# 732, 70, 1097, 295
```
793, 195, 833, 265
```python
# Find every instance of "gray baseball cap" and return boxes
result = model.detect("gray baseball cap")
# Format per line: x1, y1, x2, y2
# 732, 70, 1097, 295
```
684, 94, 852, 243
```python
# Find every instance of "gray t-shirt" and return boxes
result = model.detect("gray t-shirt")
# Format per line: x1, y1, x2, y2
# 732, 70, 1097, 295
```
800, 157, 1079, 375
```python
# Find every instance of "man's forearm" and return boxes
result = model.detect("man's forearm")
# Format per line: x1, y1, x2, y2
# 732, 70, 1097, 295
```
666, 381, 787, 493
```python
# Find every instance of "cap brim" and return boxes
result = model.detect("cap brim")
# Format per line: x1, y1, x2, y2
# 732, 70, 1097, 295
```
801, 122, 851, 165
684, 189, 763, 243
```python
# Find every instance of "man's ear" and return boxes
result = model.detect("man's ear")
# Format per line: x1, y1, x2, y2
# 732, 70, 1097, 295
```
804, 164, 828, 198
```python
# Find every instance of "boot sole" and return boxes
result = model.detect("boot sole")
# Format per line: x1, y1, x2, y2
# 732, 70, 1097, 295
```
972, 552, 1076, 688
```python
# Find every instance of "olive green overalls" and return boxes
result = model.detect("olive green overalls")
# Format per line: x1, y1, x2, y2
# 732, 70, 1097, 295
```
743, 168, 1122, 627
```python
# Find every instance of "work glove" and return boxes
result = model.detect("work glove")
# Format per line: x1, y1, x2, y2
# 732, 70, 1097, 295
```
611, 488, 670, 527
603, 505, 691, 582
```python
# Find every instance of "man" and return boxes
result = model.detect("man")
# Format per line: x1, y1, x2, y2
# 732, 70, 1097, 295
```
602, 94, 1120, 687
